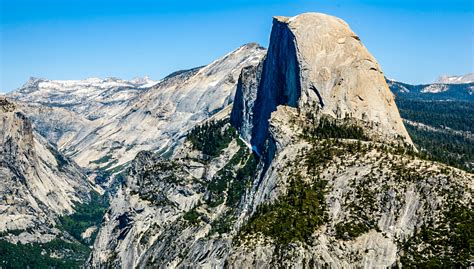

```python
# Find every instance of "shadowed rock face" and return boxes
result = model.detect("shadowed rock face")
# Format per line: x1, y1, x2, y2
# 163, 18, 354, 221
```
89, 13, 472, 269
250, 18, 302, 152
232, 13, 412, 153
230, 62, 263, 144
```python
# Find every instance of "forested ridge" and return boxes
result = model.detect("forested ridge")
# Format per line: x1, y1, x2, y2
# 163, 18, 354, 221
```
394, 97, 473, 172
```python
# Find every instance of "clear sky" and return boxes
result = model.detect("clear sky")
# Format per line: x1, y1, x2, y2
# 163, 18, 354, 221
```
1, 0, 473, 92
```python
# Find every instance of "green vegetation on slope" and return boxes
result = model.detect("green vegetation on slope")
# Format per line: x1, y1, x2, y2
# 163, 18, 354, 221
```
335, 222, 371, 240
397, 99, 473, 132
396, 98, 473, 172
207, 149, 258, 235
182, 119, 261, 235
405, 124, 473, 172
241, 175, 327, 245
400, 202, 473, 267
58, 191, 109, 245
206, 137, 256, 208
187, 119, 237, 157
226, 153, 258, 207
305, 115, 368, 141
0, 192, 108, 268
0, 238, 89, 268
183, 207, 203, 225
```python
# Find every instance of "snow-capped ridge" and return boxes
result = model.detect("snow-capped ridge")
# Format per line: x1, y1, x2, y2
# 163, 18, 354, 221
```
9, 43, 266, 176
17, 76, 158, 93
386, 77, 474, 101
436, 73, 474, 84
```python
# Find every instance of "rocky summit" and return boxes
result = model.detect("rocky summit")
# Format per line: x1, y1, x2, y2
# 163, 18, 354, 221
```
0, 12, 472, 269
86, 13, 472, 268
232, 13, 412, 154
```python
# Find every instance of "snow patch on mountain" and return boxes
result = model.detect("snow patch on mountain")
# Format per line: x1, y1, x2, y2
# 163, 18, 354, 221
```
421, 84, 449, 93
9, 44, 266, 183
436, 73, 474, 84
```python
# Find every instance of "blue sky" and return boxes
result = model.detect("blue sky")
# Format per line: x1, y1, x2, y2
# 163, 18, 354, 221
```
1, 0, 473, 92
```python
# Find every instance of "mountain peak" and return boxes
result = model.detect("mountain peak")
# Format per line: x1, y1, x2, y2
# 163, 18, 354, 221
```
240, 42, 264, 50
21, 77, 45, 88
233, 12, 412, 152
274, 12, 349, 26
436, 73, 474, 84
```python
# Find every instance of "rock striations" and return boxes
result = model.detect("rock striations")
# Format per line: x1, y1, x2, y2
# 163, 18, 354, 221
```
9, 44, 266, 185
0, 97, 92, 244
88, 13, 472, 268
232, 13, 412, 153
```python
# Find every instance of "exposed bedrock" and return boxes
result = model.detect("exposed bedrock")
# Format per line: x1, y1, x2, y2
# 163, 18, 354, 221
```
231, 13, 413, 154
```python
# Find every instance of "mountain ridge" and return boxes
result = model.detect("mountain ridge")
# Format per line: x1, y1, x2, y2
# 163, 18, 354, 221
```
8, 43, 266, 188
436, 73, 474, 84
1, 14, 472, 268
387, 78, 474, 101
87, 13, 473, 268
0, 96, 94, 243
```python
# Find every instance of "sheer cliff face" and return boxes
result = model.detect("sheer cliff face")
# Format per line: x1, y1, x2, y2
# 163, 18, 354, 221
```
232, 13, 412, 152
0, 97, 91, 243
249, 20, 302, 151
90, 13, 471, 268
230, 62, 263, 144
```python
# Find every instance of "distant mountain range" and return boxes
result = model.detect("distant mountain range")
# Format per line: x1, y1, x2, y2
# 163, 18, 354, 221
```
436, 73, 474, 84
7, 44, 265, 187
387, 77, 473, 101
387, 77, 473, 173
0, 12, 472, 269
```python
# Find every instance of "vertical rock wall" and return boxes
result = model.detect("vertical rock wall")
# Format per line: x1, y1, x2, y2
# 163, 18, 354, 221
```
231, 13, 413, 155
250, 18, 302, 153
